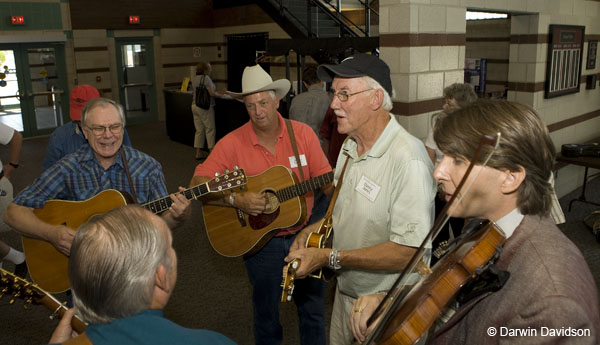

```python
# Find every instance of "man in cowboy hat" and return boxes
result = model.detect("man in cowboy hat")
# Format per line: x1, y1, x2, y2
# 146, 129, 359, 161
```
191, 65, 332, 345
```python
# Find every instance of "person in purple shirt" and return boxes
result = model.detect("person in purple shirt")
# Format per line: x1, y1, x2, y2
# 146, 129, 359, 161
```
42, 85, 132, 171
48, 205, 237, 345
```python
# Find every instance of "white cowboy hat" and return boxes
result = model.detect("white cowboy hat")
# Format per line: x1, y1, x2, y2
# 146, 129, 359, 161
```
227, 65, 290, 99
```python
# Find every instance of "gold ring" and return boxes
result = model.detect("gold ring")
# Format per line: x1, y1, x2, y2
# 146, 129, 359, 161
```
354, 306, 364, 313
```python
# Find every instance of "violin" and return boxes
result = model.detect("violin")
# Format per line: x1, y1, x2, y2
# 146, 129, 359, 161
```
363, 134, 504, 345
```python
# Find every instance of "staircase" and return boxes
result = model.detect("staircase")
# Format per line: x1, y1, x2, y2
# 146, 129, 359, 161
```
258, 0, 378, 39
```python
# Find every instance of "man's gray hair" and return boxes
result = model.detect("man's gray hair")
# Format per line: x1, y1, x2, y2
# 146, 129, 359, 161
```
363, 76, 393, 111
81, 97, 126, 127
69, 205, 171, 324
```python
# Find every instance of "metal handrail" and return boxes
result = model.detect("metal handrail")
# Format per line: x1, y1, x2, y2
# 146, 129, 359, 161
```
27, 89, 64, 97
0, 93, 23, 100
272, 0, 378, 38
311, 0, 378, 37
121, 82, 152, 88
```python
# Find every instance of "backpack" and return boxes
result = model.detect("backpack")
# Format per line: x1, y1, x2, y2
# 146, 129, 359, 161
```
195, 75, 211, 110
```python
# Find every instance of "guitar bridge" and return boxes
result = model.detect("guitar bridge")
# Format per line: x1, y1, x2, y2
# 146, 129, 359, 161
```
236, 208, 247, 227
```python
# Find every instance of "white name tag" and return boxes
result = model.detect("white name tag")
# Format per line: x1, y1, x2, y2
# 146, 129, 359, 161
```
355, 175, 380, 202
289, 154, 307, 168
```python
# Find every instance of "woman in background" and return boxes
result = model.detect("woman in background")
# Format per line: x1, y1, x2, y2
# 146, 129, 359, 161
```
190, 61, 227, 160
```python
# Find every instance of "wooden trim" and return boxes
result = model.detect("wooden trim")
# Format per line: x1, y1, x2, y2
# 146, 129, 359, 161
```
586, 34, 600, 42
504, 34, 600, 44
162, 43, 225, 48
507, 81, 545, 93
485, 59, 509, 64
391, 98, 444, 116
466, 37, 510, 42
510, 34, 548, 44
380, 33, 465, 47
162, 61, 227, 68
486, 80, 508, 86
76, 68, 110, 74
548, 109, 600, 132
74, 47, 108, 52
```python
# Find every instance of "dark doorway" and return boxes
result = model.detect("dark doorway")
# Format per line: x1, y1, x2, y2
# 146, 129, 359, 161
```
218, 32, 270, 139
226, 32, 269, 92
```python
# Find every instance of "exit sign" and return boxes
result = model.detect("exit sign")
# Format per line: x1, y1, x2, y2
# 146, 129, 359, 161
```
129, 15, 140, 24
11, 16, 25, 25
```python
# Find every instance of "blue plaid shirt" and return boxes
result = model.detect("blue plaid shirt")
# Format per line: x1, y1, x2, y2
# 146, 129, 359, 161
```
15, 145, 168, 209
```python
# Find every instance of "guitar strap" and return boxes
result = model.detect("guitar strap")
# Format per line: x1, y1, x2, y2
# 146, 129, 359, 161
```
120, 146, 138, 204
62, 333, 93, 345
284, 119, 305, 181
324, 155, 350, 220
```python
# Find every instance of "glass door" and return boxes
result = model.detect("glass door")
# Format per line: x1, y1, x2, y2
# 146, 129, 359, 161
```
0, 43, 67, 137
115, 38, 157, 124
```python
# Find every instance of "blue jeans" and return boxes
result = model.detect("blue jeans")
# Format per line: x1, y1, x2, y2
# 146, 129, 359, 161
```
244, 235, 326, 345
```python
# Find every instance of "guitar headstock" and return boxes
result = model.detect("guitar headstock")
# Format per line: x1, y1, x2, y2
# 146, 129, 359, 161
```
0, 268, 45, 307
0, 268, 87, 332
280, 258, 301, 303
207, 168, 247, 193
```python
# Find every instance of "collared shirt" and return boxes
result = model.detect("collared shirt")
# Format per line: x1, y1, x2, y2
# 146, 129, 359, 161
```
194, 114, 331, 235
332, 114, 437, 298
81, 310, 236, 345
15, 145, 167, 209
42, 121, 133, 171
289, 84, 331, 137
495, 208, 524, 239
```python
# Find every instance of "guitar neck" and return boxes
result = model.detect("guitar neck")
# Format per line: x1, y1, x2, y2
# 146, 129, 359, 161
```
277, 171, 334, 202
141, 182, 210, 214
0, 268, 86, 333
38, 294, 87, 333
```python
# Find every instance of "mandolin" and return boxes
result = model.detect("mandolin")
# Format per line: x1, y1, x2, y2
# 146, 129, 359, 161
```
280, 157, 349, 302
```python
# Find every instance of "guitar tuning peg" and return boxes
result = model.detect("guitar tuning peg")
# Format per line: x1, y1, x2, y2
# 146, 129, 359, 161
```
224, 169, 230, 174
234, 166, 239, 170
215, 172, 220, 177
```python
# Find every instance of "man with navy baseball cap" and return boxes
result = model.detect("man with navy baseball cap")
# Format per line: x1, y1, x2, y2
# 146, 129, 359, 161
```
286, 53, 436, 345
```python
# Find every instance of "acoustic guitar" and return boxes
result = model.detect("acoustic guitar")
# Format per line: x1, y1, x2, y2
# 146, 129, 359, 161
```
23, 169, 247, 293
0, 268, 87, 333
202, 165, 334, 257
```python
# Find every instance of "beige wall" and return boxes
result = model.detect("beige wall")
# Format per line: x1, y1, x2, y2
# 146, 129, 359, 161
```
379, 0, 600, 198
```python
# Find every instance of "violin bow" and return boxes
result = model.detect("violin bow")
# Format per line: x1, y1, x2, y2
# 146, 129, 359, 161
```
363, 133, 500, 345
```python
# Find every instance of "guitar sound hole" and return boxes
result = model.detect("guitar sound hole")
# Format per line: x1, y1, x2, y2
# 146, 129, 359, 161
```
248, 190, 280, 230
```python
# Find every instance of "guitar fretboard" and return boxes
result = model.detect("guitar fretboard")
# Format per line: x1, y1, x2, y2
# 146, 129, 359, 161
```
276, 171, 334, 202
142, 183, 210, 214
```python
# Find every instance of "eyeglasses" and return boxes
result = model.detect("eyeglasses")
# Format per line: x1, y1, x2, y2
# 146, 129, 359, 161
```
329, 89, 373, 102
87, 123, 124, 136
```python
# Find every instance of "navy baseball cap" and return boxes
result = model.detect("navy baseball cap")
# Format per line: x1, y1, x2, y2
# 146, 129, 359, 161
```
317, 53, 393, 95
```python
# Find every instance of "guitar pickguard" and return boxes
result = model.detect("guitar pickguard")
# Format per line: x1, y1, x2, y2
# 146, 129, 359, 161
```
248, 190, 281, 230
